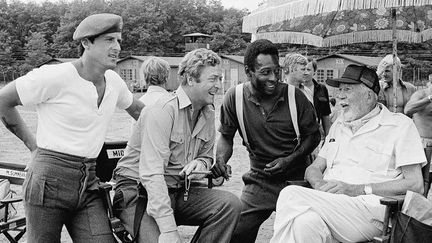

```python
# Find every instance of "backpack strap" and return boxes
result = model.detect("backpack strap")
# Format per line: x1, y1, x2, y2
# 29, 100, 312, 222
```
235, 83, 249, 147
288, 84, 301, 148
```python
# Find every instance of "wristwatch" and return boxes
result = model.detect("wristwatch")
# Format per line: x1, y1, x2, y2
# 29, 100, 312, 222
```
363, 184, 373, 195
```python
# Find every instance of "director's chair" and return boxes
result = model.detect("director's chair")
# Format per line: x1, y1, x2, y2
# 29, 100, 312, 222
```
96, 141, 215, 243
0, 161, 27, 243
286, 147, 432, 243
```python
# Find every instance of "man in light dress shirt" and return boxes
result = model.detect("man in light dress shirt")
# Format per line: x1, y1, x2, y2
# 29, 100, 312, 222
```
113, 48, 241, 243
138, 56, 171, 106
271, 64, 425, 243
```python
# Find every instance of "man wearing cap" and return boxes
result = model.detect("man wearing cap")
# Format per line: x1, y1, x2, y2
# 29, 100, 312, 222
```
377, 54, 416, 113
0, 13, 143, 242
270, 64, 425, 243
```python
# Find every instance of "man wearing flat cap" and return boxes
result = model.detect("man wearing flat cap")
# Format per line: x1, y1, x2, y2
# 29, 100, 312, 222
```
0, 13, 143, 242
270, 64, 425, 243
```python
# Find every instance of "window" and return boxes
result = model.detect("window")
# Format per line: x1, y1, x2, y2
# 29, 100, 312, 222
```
317, 69, 325, 82
326, 69, 334, 79
120, 69, 133, 81
317, 69, 337, 82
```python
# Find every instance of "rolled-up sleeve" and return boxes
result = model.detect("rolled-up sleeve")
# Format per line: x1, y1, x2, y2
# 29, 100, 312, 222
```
138, 106, 177, 233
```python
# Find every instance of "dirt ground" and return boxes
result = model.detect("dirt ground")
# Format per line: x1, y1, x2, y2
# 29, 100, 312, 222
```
0, 93, 275, 243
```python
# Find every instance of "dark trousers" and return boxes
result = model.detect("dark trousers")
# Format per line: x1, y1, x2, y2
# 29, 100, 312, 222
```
230, 170, 288, 243
113, 176, 242, 243
23, 148, 115, 243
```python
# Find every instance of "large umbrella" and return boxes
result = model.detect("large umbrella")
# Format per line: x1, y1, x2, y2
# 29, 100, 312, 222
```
242, 0, 432, 112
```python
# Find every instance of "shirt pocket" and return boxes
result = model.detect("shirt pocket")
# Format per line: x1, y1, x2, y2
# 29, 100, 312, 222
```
324, 141, 339, 169
357, 141, 393, 174
169, 132, 185, 166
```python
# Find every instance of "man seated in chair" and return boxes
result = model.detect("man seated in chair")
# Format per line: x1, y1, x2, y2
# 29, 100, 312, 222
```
112, 48, 241, 243
270, 64, 426, 243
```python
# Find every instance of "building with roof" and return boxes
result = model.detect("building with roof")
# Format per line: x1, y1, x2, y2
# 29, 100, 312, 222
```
37, 58, 78, 67
314, 54, 383, 82
183, 33, 212, 52
220, 54, 246, 92
115, 55, 184, 91
116, 54, 245, 92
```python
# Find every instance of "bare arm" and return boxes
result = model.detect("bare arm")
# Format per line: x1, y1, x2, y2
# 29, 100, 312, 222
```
404, 90, 430, 117
321, 115, 331, 136
125, 97, 145, 120
315, 163, 423, 197
305, 156, 327, 188
0, 82, 37, 152
211, 133, 234, 179
369, 163, 423, 196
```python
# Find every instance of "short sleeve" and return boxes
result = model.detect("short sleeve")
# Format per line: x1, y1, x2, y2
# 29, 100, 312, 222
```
218, 86, 239, 136
108, 71, 133, 109
394, 119, 427, 168
15, 65, 62, 106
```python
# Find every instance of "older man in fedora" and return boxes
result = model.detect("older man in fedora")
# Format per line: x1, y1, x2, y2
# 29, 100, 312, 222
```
270, 64, 425, 243
0, 13, 143, 242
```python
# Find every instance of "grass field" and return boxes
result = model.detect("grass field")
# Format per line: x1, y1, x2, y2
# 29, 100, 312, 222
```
0, 93, 275, 242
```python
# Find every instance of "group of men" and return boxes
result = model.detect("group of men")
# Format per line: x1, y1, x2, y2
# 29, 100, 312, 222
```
0, 12, 428, 243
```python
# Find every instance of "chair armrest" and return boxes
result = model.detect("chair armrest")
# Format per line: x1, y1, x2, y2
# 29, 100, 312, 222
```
374, 195, 406, 243
379, 195, 404, 207
286, 180, 312, 188
98, 182, 113, 192
0, 196, 22, 204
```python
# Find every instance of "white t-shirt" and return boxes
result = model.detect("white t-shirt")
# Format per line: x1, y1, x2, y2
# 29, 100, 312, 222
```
15, 62, 133, 158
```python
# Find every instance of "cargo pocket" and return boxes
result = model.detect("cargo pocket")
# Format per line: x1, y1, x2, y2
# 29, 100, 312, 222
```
23, 171, 58, 208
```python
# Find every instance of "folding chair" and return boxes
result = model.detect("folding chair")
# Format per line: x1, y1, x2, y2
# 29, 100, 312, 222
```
96, 141, 215, 243
0, 161, 27, 243
373, 147, 432, 243
286, 147, 432, 243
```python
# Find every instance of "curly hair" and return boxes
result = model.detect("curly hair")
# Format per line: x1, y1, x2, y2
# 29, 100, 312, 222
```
141, 56, 170, 86
244, 39, 279, 73
178, 48, 221, 85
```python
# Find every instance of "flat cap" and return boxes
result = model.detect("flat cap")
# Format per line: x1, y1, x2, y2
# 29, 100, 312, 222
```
73, 13, 123, 40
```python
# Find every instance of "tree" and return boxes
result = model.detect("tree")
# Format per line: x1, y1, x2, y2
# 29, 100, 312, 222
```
24, 31, 51, 69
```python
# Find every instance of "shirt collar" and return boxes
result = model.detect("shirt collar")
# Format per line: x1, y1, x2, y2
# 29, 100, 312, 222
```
175, 85, 214, 116
336, 103, 397, 129
147, 85, 168, 93
245, 82, 285, 105
376, 103, 398, 126
175, 85, 192, 109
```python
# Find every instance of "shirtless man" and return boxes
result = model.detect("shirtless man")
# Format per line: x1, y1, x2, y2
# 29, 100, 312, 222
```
405, 78, 432, 196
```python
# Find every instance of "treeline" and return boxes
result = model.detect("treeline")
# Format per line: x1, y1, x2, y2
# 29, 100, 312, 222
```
0, 0, 251, 77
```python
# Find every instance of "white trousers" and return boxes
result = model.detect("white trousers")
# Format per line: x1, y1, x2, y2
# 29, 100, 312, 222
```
270, 186, 384, 243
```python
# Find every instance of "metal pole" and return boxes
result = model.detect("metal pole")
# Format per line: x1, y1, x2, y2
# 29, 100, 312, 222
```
391, 8, 398, 112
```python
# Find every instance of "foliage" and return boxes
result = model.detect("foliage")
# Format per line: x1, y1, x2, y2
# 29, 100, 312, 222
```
0, 0, 250, 79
